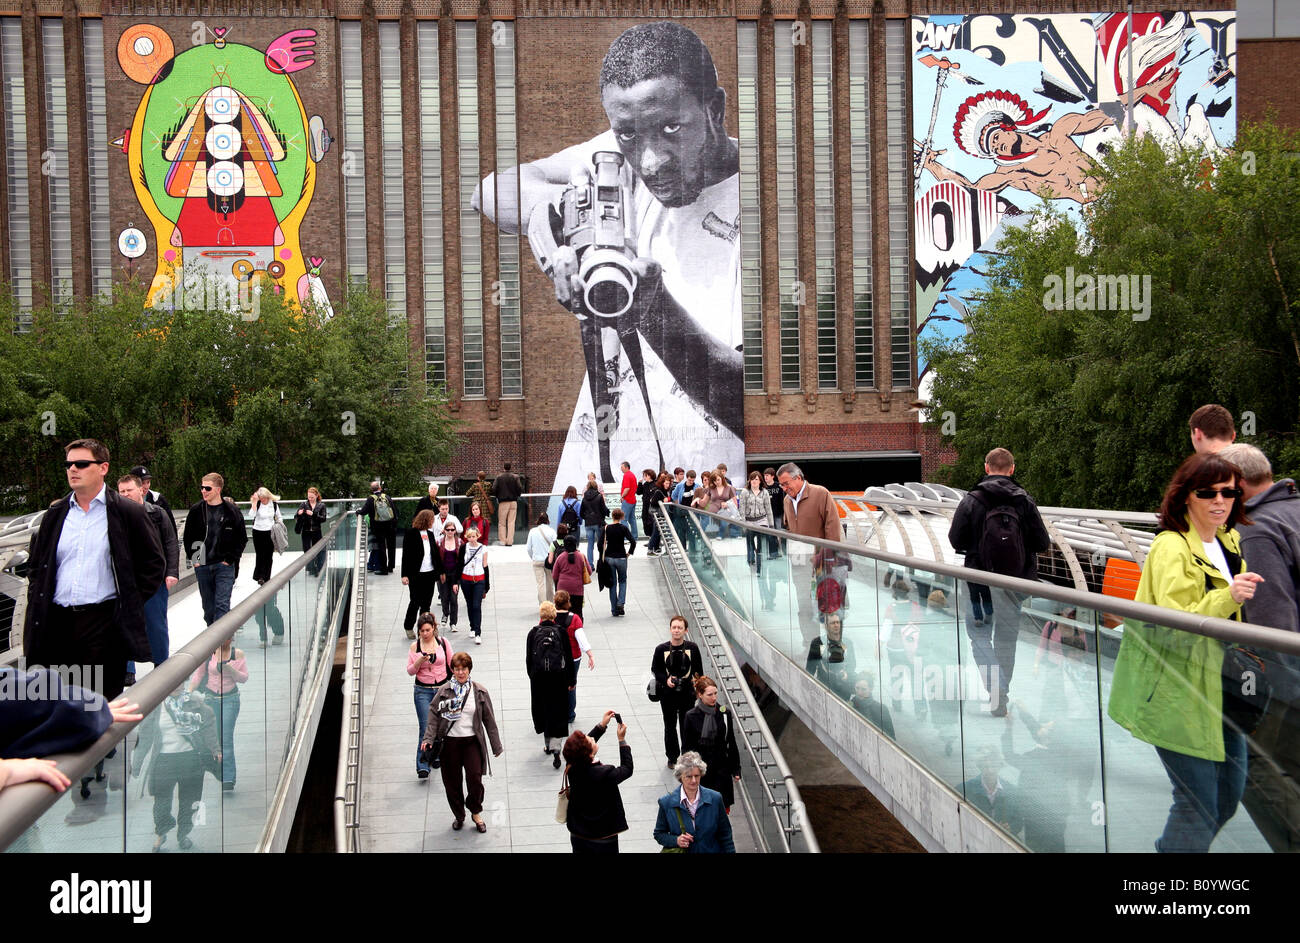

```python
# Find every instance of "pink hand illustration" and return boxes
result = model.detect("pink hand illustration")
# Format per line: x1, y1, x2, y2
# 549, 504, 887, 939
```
266, 29, 317, 74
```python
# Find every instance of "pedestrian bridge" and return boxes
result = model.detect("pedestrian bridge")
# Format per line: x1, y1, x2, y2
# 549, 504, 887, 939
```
2, 488, 1297, 854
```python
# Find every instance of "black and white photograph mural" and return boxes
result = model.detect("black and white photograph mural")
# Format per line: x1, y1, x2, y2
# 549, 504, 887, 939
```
476, 21, 743, 490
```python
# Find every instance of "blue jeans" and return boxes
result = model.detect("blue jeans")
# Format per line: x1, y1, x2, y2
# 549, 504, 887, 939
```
195, 564, 237, 626
607, 557, 628, 613
621, 501, 638, 540
208, 688, 240, 785
1155, 725, 1248, 853
647, 517, 661, 553
128, 584, 171, 676
463, 579, 486, 636
585, 525, 599, 567
414, 685, 436, 773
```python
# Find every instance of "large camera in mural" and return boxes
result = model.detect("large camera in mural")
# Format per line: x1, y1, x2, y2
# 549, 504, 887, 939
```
559, 151, 638, 320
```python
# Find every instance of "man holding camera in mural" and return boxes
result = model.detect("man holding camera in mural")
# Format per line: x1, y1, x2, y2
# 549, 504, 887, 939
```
475, 21, 742, 487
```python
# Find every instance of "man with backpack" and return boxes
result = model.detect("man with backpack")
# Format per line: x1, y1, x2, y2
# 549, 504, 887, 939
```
948, 448, 1051, 717
358, 480, 398, 575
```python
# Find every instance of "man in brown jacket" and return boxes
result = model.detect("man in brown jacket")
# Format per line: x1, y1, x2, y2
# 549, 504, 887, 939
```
777, 463, 845, 646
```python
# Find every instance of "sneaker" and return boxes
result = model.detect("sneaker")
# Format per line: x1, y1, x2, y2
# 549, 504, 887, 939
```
259, 640, 268, 649
272, 636, 284, 646
417, 769, 430, 780
405, 629, 416, 640
440, 616, 449, 631
474, 636, 482, 645
123, 673, 136, 687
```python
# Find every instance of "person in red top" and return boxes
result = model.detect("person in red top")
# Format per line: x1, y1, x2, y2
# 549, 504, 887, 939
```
555, 590, 595, 724
620, 461, 639, 542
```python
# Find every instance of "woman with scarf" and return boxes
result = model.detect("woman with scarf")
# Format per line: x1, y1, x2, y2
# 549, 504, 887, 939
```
681, 675, 741, 811
422, 652, 503, 833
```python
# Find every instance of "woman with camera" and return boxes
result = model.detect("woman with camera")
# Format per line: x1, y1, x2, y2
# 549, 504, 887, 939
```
407, 613, 454, 780
561, 710, 632, 853
681, 676, 741, 812
422, 652, 503, 833
187, 635, 247, 791
654, 751, 735, 853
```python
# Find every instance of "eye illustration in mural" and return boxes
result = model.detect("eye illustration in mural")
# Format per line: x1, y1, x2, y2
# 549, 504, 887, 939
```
910, 9, 1237, 381
115, 23, 333, 317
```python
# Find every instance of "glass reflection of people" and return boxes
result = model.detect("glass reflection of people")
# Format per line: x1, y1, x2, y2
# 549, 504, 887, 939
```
132, 687, 220, 852
962, 745, 1022, 837
189, 636, 247, 791
474, 22, 742, 483
806, 610, 855, 701
849, 675, 895, 739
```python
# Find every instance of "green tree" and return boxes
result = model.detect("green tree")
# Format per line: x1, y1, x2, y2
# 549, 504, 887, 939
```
924, 117, 1300, 511
0, 282, 459, 513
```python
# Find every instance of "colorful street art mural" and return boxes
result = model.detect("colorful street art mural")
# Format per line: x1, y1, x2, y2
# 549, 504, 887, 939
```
114, 23, 334, 317
911, 11, 1237, 380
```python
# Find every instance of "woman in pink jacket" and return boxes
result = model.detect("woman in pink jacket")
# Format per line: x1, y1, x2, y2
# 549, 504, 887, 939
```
188, 637, 248, 790
407, 614, 455, 779
551, 534, 592, 618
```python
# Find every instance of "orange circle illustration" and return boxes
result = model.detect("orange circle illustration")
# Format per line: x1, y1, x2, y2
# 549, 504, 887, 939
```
118, 25, 175, 85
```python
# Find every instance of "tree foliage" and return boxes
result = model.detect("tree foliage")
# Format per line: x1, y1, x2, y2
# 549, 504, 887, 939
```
0, 283, 459, 513
924, 118, 1300, 510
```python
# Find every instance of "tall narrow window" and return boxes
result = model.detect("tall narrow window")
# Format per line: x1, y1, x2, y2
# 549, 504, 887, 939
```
737, 21, 762, 392
849, 21, 873, 389
774, 22, 800, 391
339, 22, 367, 281
83, 20, 110, 298
418, 21, 445, 387
456, 21, 484, 397
1, 18, 32, 317
812, 21, 836, 390
42, 18, 71, 305
886, 19, 912, 389
379, 22, 405, 324
493, 22, 522, 397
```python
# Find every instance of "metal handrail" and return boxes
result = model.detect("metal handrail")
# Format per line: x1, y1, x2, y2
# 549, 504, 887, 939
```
654, 506, 820, 853
334, 513, 367, 853
0, 512, 350, 851
675, 504, 1300, 656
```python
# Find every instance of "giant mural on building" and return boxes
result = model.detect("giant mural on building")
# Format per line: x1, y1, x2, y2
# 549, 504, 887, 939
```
475, 20, 743, 490
115, 24, 334, 316
912, 11, 1236, 380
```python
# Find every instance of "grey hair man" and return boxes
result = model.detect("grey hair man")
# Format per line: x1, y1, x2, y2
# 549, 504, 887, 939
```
1220, 442, 1300, 852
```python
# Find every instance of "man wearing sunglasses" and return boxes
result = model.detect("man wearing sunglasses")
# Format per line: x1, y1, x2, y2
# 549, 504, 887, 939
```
22, 439, 166, 700
948, 448, 1051, 718
181, 473, 249, 626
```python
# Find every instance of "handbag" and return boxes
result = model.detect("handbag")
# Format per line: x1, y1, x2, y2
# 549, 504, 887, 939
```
582, 560, 592, 585
597, 557, 612, 591
661, 808, 688, 853
646, 676, 660, 703
1222, 645, 1271, 735
420, 737, 446, 769
555, 768, 570, 824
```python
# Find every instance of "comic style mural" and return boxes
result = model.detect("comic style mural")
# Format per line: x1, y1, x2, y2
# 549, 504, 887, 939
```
912, 12, 1237, 379
115, 23, 334, 316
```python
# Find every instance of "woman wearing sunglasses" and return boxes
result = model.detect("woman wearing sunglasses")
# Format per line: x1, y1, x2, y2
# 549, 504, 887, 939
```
1108, 452, 1264, 853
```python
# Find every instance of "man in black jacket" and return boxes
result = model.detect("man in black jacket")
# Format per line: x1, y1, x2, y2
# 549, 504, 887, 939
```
357, 480, 397, 575
947, 448, 1050, 717
23, 439, 165, 700
491, 463, 524, 546
182, 472, 249, 627
650, 615, 703, 766
118, 473, 180, 671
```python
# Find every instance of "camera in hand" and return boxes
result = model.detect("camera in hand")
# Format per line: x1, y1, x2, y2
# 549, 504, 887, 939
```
559, 151, 637, 319
613, 712, 623, 725
827, 640, 845, 664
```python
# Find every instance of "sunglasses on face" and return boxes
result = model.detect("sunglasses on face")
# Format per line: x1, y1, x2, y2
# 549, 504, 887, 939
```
201, 485, 214, 492
64, 460, 98, 469
1193, 488, 1242, 500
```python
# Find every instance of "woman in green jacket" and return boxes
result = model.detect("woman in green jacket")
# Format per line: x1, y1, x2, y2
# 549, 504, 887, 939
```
1108, 452, 1263, 853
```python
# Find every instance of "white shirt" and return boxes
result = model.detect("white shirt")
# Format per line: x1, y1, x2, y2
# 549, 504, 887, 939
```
435, 513, 463, 536
679, 786, 703, 821
448, 686, 477, 738
551, 130, 744, 492
461, 543, 487, 578
1202, 538, 1234, 584
789, 480, 809, 513
417, 531, 435, 573
252, 501, 277, 532
53, 485, 116, 607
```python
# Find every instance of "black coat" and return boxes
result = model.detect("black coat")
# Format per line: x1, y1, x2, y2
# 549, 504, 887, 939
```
580, 488, 609, 526
650, 640, 703, 706
293, 500, 327, 539
24, 489, 166, 662
144, 500, 180, 581
682, 704, 741, 808
566, 724, 633, 840
526, 621, 575, 738
401, 528, 438, 581
948, 475, 1051, 581
181, 497, 249, 568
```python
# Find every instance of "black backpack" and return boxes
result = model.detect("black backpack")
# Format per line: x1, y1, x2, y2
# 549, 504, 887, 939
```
530, 624, 568, 675
973, 491, 1026, 576
559, 499, 581, 532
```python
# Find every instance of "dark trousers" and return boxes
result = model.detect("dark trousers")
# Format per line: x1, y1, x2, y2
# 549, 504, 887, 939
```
373, 521, 397, 573
438, 578, 460, 626
569, 593, 584, 618
745, 529, 765, 569
1241, 700, 1300, 851
404, 572, 437, 633
255, 598, 284, 642
30, 601, 126, 700
660, 692, 692, 762
252, 529, 274, 583
302, 532, 324, 576
967, 581, 994, 620
195, 563, 237, 626
440, 735, 485, 821
150, 750, 204, 838
570, 834, 619, 853
462, 579, 487, 637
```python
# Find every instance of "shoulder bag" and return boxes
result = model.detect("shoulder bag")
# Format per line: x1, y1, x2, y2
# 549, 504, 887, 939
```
270, 503, 289, 554
660, 807, 688, 853
555, 767, 570, 824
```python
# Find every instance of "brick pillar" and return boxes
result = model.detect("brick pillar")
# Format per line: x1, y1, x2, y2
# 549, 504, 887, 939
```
63, 0, 91, 301
439, 2, 463, 411
794, 0, 817, 399
22, 0, 50, 309
477, 6, 501, 409
757, 1, 779, 403
869, 3, 891, 408
832, 1, 857, 410
361, 0, 384, 291
400, 0, 426, 387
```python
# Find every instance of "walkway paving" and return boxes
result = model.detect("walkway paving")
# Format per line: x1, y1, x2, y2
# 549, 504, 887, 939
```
359, 541, 757, 853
